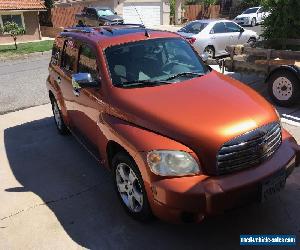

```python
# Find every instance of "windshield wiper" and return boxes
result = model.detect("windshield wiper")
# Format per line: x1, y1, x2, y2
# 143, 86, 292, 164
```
121, 79, 171, 87
165, 72, 205, 81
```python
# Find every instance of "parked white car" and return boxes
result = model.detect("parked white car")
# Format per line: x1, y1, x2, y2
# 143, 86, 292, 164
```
177, 19, 258, 58
234, 7, 270, 26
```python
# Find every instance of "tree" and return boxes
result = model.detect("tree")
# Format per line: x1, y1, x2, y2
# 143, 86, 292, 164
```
239, 0, 261, 9
0, 21, 25, 49
44, 0, 54, 9
261, 0, 300, 42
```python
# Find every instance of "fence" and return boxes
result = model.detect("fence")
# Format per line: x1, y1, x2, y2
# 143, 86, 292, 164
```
184, 5, 220, 21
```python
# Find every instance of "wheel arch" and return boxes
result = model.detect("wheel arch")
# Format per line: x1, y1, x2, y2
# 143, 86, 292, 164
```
106, 140, 134, 169
49, 90, 55, 101
266, 65, 300, 84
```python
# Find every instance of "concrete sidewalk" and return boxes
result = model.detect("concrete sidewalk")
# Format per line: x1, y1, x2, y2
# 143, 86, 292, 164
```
0, 104, 300, 250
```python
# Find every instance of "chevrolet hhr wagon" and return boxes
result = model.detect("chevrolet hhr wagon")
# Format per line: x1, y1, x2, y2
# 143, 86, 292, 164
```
46, 25, 300, 223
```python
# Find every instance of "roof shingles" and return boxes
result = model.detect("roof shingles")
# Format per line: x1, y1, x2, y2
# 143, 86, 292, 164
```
0, 0, 46, 11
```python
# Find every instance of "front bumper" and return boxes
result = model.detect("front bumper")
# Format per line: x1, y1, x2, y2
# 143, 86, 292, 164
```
235, 19, 251, 26
149, 138, 300, 223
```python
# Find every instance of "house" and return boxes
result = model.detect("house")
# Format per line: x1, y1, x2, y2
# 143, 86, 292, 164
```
53, 0, 171, 26
0, 0, 46, 44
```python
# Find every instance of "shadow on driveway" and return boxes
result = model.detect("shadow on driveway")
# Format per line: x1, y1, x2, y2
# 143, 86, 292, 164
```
3, 117, 300, 249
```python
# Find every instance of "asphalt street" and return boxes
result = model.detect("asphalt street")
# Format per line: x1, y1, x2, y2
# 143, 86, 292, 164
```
0, 53, 50, 114
0, 25, 262, 115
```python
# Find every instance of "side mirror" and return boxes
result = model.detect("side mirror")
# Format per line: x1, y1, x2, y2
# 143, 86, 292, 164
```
114, 11, 118, 15
240, 27, 244, 32
72, 73, 99, 90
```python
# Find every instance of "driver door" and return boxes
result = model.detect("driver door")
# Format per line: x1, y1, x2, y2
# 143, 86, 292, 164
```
225, 21, 247, 45
69, 42, 105, 151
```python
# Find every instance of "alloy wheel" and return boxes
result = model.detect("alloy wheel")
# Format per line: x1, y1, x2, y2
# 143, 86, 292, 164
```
52, 101, 63, 130
115, 163, 144, 213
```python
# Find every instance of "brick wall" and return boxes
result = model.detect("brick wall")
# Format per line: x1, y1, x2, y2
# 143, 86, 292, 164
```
51, 5, 84, 27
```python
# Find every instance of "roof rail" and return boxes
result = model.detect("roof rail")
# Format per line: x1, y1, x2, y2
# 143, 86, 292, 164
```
109, 23, 145, 28
63, 26, 94, 33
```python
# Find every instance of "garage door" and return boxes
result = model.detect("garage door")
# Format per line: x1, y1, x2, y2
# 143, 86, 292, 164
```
123, 3, 161, 26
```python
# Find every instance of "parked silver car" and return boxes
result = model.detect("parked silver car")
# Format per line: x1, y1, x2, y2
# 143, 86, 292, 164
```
177, 19, 258, 58
234, 7, 270, 26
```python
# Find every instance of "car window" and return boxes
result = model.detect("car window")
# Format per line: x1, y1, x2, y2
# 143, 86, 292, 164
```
225, 22, 241, 32
51, 39, 63, 65
87, 8, 97, 17
97, 9, 115, 16
61, 40, 77, 73
257, 8, 263, 13
178, 22, 208, 34
78, 44, 99, 81
105, 38, 208, 87
242, 7, 259, 14
211, 22, 226, 34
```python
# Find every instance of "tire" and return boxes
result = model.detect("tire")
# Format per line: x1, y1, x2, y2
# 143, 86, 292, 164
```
247, 37, 256, 47
268, 70, 300, 107
78, 20, 84, 27
204, 46, 215, 59
112, 152, 153, 222
50, 97, 69, 135
251, 18, 256, 27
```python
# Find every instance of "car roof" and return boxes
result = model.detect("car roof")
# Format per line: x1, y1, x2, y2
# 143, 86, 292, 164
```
190, 19, 232, 24
60, 25, 180, 49
87, 6, 112, 10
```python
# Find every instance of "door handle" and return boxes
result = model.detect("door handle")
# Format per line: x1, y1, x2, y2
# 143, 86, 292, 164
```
73, 88, 80, 97
57, 76, 61, 84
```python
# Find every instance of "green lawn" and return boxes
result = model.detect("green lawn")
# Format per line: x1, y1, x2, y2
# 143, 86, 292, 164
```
0, 40, 53, 59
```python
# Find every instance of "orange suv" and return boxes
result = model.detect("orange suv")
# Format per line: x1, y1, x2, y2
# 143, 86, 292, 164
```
46, 25, 300, 223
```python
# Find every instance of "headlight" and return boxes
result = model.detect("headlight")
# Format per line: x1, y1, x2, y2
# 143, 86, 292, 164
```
244, 17, 250, 20
147, 150, 200, 176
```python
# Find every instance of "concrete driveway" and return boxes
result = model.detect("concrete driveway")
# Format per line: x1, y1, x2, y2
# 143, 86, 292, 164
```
1, 90, 300, 249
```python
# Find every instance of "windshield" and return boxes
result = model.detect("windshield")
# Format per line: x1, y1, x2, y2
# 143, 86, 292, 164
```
242, 7, 259, 14
97, 9, 115, 16
178, 22, 208, 34
105, 38, 208, 88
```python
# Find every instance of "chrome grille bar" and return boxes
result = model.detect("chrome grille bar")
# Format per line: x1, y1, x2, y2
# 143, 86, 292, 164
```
217, 122, 282, 174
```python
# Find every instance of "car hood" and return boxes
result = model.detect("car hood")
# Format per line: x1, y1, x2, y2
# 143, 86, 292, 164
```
100, 14, 123, 22
110, 71, 277, 173
235, 14, 255, 18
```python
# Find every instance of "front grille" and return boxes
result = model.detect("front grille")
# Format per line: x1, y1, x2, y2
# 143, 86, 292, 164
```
217, 122, 282, 174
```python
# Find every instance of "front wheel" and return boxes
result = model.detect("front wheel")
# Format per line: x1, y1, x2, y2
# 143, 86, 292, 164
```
112, 152, 153, 221
204, 46, 215, 59
51, 98, 69, 135
247, 37, 256, 47
268, 70, 300, 106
